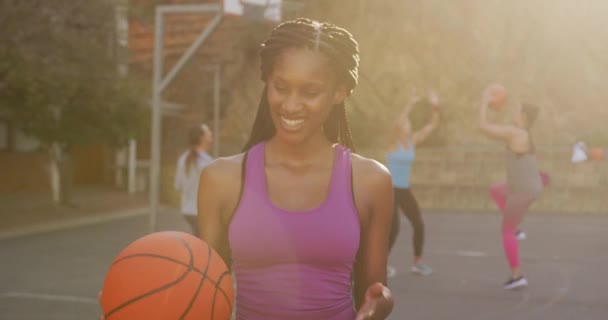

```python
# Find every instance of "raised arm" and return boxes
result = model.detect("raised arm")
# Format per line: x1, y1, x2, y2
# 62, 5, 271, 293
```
479, 87, 518, 142
412, 90, 441, 146
399, 87, 421, 120
353, 158, 394, 320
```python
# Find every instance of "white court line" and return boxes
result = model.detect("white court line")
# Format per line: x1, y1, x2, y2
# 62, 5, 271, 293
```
420, 249, 490, 257
0, 291, 98, 305
0, 207, 148, 240
455, 250, 488, 257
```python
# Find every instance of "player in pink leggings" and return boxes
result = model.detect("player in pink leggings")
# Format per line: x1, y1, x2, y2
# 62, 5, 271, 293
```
489, 172, 550, 240
479, 86, 546, 290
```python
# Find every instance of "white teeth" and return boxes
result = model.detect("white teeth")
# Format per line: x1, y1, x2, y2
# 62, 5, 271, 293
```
280, 116, 304, 128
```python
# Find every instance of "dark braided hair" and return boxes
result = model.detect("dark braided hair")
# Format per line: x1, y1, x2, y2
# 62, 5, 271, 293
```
242, 18, 360, 152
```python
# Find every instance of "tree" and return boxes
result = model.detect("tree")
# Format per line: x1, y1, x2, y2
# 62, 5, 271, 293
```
0, 0, 148, 204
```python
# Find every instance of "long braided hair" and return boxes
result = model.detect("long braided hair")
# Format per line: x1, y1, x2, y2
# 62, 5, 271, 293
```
242, 18, 360, 152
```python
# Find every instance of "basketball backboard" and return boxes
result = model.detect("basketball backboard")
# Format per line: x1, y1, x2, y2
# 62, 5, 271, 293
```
223, 0, 282, 22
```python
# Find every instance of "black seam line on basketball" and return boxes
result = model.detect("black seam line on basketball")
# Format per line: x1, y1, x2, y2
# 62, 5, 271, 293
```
211, 270, 234, 320
111, 253, 229, 296
179, 239, 212, 320
216, 271, 234, 312
105, 235, 195, 319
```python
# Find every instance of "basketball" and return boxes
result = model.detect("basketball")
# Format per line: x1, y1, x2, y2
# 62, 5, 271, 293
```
487, 83, 508, 110
100, 231, 234, 320
589, 147, 605, 161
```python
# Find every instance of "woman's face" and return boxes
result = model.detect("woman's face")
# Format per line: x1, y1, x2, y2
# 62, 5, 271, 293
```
266, 47, 346, 146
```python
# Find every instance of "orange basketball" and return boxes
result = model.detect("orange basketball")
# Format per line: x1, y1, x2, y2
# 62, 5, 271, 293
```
589, 147, 605, 161
100, 231, 234, 320
487, 83, 508, 110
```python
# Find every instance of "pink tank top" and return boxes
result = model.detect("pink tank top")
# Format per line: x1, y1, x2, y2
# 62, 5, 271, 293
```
228, 142, 360, 320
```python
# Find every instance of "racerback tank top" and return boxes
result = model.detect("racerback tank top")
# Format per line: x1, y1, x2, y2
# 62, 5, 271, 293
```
506, 132, 542, 196
228, 142, 360, 320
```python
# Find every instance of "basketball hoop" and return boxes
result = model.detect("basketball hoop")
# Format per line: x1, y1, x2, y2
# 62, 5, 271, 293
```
224, 0, 282, 23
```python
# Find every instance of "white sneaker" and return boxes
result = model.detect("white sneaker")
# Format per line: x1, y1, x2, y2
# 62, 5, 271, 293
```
411, 263, 433, 276
504, 276, 528, 290
516, 230, 527, 241
387, 265, 396, 278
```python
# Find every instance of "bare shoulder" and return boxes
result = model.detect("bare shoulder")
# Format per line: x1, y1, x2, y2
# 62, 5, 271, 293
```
199, 153, 245, 198
351, 153, 392, 184
201, 153, 245, 180
350, 152, 394, 227
199, 153, 246, 222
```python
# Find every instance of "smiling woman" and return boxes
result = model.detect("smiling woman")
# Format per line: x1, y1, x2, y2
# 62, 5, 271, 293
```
243, 18, 359, 151
265, 47, 347, 144
196, 18, 394, 320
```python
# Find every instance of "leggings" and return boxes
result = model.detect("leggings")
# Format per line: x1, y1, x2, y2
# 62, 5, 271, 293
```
389, 188, 424, 257
489, 184, 542, 269
489, 172, 549, 212
503, 193, 537, 269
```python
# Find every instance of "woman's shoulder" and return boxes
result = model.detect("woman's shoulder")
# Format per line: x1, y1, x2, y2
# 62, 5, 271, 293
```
350, 153, 394, 222
205, 153, 246, 174
200, 153, 246, 182
350, 152, 392, 187
386, 140, 412, 154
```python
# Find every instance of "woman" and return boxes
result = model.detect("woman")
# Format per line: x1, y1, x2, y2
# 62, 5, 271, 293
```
197, 19, 394, 319
386, 89, 440, 276
479, 86, 544, 290
174, 124, 213, 237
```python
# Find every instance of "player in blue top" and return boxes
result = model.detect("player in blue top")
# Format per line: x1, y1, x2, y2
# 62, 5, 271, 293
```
386, 88, 441, 276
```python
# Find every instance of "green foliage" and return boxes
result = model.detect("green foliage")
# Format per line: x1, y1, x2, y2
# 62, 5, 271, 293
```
0, 0, 148, 150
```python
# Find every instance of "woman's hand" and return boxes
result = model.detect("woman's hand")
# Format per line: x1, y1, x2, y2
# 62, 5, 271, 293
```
355, 282, 393, 320
401, 87, 421, 117
427, 89, 440, 111
481, 86, 495, 107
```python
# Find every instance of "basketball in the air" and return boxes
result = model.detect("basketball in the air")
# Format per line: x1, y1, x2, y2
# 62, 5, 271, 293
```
100, 231, 233, 320
487, 83, 508, 110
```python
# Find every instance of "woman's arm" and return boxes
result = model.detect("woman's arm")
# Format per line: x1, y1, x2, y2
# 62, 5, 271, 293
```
197, 156, 242, 264
479, 89, 518, 142
398, 87, 421, 121
99, 157, 240, 320
353, 158, 395, 320
412, 90, 441, 146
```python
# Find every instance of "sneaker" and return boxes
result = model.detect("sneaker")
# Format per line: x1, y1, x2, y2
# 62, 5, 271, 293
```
504, 276, 528, 290
516, 230, 527, 241
387, 265, 396, 278
411, 263, 433, 276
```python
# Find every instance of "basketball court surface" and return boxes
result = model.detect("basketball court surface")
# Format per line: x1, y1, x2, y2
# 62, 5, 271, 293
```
1, 210, 607, 319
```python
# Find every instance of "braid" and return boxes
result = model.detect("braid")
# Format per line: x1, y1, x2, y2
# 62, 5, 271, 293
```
242, 85, 275, 152
243, 18, 360, 152
323, 103, 355, 152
